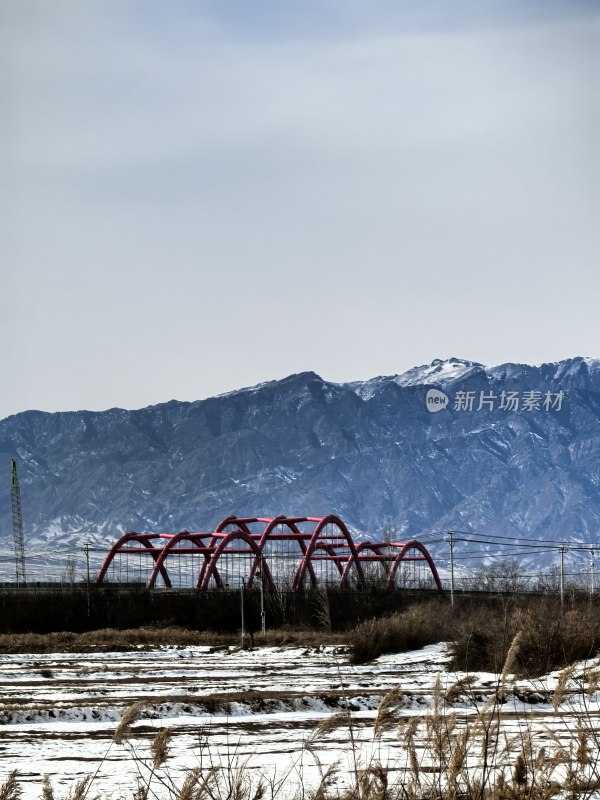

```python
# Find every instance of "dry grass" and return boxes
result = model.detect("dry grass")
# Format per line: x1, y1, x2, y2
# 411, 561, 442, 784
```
150, 728, 171, 769
3, 598, 600, 800
300, 659, 600, 800
0, 771, 21, 800
3, 657, 600, 800
5, 597, 598, 674
350, 598, 600, 676
349, 601, 454, 665
0, 626, 347, 654
113, 701, 146, 744
453, 601, 600, 676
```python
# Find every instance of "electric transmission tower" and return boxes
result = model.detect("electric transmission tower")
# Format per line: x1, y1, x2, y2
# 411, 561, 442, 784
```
10, 459, 26, 585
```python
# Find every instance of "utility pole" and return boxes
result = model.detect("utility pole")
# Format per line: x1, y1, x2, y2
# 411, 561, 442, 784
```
257, 569, 266, 635
84, 541, 91, 618
590, 548, 595, 599
445, 531, 455, 609
240, 580, 246, 648
10, 460, 26, 586
559, 546, 565, 609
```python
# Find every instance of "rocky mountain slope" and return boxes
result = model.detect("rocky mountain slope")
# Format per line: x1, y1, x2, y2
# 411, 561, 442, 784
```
1, 357, 600, 564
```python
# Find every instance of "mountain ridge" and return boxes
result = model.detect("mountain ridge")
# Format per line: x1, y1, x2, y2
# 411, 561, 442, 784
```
1, 357, 600, 571
6, 356, 599, 420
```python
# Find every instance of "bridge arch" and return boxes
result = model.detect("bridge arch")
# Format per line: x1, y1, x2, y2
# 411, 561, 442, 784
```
340, 541, 389, 588
387, 540, 443, 591
145, 531, 215, 589
97, 532, 172, 587
292, 515, 365, 591
96, 514, 443, 594
198, 530, 274, 591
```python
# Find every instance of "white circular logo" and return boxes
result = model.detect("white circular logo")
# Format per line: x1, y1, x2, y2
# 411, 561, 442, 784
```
426, 388, 449, 413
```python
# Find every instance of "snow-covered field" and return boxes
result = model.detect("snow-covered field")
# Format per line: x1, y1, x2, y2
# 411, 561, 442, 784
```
0, 643, 599, 799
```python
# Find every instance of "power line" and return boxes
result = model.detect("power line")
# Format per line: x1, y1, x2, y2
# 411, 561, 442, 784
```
449, 529, 600, 547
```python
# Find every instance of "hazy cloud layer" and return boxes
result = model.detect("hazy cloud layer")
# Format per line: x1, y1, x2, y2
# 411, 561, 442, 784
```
2, 1, 598, 417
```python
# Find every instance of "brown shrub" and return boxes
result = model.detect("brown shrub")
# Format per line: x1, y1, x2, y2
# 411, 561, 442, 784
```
350, 597, 600, 677
451, 599, 600, 676
349, 601, 453, 664
0, 626, 346, 654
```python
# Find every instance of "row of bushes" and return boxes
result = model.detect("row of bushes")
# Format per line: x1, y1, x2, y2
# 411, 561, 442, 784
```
0, 625, 348, 653
350, 595, 600, 675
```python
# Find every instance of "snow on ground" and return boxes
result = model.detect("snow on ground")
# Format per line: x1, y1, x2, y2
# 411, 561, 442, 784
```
0, 643, 598, 799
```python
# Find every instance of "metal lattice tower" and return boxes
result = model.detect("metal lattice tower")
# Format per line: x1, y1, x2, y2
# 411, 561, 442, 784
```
10, 459, 26, 585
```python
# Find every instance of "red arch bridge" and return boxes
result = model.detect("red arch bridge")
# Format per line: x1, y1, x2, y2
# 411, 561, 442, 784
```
97, 514, 443, 592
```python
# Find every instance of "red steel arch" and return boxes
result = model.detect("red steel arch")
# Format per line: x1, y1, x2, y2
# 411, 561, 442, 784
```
96, 514, 443, 593
146, 531, 214, 590
198, 530, 274, 591
97, 532, 173, 587
388, 540, 444, 591
292, 515, 366, 590
247, 516, 318, 588
197, 516, 266, 588
340, 541, 390, 588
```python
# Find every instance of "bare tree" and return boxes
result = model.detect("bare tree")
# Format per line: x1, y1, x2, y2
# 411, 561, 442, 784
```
462, 560, 530, 594
62, 555, 78, 585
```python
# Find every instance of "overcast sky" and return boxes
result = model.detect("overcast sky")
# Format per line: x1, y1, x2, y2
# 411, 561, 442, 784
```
2, 1, 598, 419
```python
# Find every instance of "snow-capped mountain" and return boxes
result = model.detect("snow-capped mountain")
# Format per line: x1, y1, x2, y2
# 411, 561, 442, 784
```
1, 357, 600, 565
